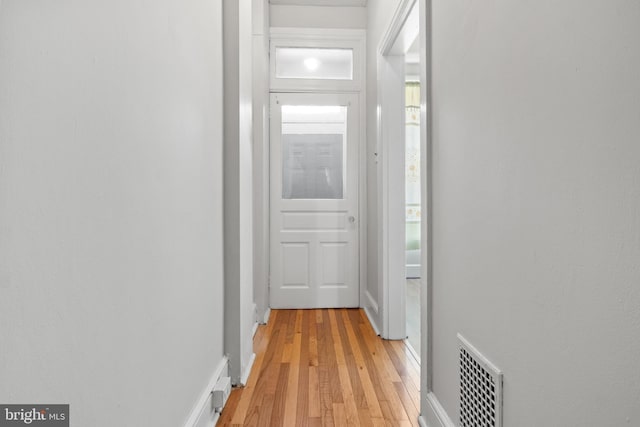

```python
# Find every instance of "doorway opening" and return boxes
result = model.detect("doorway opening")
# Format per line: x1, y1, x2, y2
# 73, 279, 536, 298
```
377, 0, 425, 367
405, 64, 422, 357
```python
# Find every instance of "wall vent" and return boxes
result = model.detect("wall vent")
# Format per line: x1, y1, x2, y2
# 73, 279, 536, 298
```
212, 376, 231, 413
458, 334, 503, 427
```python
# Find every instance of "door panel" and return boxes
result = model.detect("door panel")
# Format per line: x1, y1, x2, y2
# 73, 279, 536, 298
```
270, 93, 359, 309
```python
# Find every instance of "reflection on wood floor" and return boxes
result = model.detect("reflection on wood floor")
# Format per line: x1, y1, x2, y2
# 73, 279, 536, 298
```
217, 308, 420, 426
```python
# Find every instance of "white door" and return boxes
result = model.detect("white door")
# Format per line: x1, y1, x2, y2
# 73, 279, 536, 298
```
270, 92, 359, 309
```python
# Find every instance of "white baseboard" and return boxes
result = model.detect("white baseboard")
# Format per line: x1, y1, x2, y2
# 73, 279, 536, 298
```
262, 307, 271, 324
404, 338, 421, 365
240, 352, 256, 386
422, 392, 456, 427
251, 302, 257, 324
418, 415, 429, 427
251, 321, 259, 338
363, 305, 381, 336
183, 356, 229, 427
365, 290, 379, 313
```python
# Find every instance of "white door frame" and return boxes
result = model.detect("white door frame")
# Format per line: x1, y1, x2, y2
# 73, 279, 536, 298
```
266, 28, 368, 310
377, 0, 433, 396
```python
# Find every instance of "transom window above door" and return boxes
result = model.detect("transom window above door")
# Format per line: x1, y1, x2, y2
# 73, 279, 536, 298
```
275, 47, 354, 80
270, 28, 365, 91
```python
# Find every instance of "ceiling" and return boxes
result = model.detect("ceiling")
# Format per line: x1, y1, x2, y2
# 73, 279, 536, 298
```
270, 0, 367, 6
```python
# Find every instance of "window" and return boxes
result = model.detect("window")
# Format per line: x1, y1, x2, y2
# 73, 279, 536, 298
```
281, 105, 347, 200
270, 29, 364, 91
275, 47, 353, 80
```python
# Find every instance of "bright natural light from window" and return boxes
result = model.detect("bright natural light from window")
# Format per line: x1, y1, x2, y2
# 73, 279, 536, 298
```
303, 57, 320, 71
275, 47, 353, 80
282, 105, 344, 115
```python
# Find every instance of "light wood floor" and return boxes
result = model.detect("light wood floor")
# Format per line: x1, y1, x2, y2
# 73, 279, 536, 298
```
217, 309, 421, 427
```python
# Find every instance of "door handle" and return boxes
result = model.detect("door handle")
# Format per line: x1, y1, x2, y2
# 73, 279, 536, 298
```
348, 216, 356, 223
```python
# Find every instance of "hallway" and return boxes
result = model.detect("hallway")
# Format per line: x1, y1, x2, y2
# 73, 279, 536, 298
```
2, 1, 640, 426
217, 309, 420, 426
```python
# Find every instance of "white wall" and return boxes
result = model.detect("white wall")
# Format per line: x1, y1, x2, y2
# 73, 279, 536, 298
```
270, 4, 366, 29
223, 0, 256, 385
425, 0, 640, 425
365, 0, 403, 332
0, 1, 226, 426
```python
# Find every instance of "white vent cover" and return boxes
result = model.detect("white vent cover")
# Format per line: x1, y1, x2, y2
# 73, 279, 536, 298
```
212, 376, 231, 412
458, 334, 503, 427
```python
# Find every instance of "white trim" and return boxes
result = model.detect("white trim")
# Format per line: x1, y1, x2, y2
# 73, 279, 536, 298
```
183, 356, 229, 427
262, 307, 272, 325
251, 321, 259, 338
365, 290, 379, 314
252, 0, 271, 347
405, 338, 421, 365
418, 415, 429, 427
378, 1, 421, 339
419, 0, 433, 395
422, 392, 456, 427
378, 0, 418, 55
363, 306, 381, 336
357, 87, 368, 318
378, 53, 407, 339
268, 29, 367, 311
270, 0, 367, 6
270, 27, 366, 41
240, 352, 256, 386
406, 264, 421, 278
269, 28, 365, 92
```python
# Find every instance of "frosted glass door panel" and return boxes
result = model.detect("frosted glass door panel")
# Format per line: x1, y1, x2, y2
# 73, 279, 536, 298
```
282, 134, 344, 199
281, 105, 347, 200
275, 47, 353, 80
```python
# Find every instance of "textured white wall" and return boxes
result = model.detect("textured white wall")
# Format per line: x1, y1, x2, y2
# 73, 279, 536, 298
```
428, 0, 640, 425
270, 4, 366, 29
0, 1, 225, 426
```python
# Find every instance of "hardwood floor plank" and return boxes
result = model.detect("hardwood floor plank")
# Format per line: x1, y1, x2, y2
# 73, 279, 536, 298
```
328, 309, 360, 425
307, 417, 322, 427
309, 310, 319, 367
393, 382, 420, 426
217, 388, 242, 426
308, 366, 321, 418
283, 311, 303, 426
295, 310, 311, 427
216, 309, 420, 427
335, 309, 367, 409
256, 394, 275, 427
229, 311, 281, 424
281, 343, 293, 363
268, 363, 290, 427
316, 311, 335, 427
341, 309, 384, 419
332, 403, 347, 426
357, 324, 409, 422
322, 310, 343, 405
